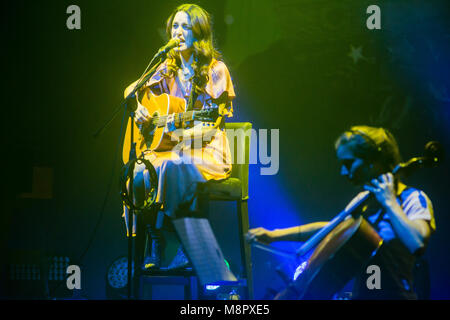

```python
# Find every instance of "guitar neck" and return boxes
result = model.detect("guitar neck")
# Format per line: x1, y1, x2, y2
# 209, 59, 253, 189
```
150, 110, 198, 128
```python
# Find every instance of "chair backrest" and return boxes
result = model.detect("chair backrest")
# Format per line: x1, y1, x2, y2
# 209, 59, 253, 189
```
225, 122, 252, 200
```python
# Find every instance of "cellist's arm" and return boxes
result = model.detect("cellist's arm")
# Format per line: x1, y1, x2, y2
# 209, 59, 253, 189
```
365, 173, 432, 254
246, 222, 328, 244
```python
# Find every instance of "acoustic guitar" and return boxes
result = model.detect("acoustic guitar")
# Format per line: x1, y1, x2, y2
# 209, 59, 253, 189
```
122, 93, 219, 164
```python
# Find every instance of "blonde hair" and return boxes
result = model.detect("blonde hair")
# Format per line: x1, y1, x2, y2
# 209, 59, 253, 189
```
335, 125, 402, 171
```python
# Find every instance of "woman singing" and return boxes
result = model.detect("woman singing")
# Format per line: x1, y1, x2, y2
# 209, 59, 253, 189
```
122, 4, 235, 270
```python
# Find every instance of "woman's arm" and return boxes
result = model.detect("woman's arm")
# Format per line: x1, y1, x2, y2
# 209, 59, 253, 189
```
365, 173, 432, 254
384, 203, 431, 254
246, 222, 329, 244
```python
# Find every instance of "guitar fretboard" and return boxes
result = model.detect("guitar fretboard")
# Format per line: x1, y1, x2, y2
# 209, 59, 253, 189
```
144, 108, 216, 128
151, 110, 197, 127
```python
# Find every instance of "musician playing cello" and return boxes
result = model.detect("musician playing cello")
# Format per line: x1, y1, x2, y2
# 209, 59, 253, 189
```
122, 4, 235, 270
247, 126, 436, 299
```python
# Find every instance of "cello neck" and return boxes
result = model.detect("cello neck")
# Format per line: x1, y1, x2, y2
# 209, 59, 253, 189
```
296, 191, 371, 257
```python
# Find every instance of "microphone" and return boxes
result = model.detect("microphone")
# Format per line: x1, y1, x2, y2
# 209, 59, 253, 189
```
154, 38, 180, 58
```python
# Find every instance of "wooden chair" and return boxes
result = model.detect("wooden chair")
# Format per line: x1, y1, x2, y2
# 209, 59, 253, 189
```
201, 122, 253, 299
136, 122, 253, 300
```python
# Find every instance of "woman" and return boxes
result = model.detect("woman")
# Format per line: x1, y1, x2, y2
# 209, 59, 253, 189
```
123, 4, 235, 270
247, 126, 435, 299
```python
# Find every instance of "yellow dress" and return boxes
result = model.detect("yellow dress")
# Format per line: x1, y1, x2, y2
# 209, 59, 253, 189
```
123, 58, 236, 234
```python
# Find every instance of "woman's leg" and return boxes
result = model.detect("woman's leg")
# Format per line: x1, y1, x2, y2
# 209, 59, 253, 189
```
128, 154, 207, 269
131, 162, 163, 269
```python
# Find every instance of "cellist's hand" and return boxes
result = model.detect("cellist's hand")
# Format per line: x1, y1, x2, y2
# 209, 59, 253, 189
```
134, 102, 151, 125
246, 227, 277, 245
364, 172, 397, 209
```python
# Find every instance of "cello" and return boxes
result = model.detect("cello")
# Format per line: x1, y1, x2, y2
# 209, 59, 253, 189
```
252, 141, 443, 300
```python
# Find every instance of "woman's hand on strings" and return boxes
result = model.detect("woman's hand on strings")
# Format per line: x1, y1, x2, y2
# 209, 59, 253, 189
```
364, 172, 397, 209
134, 102, 151, 125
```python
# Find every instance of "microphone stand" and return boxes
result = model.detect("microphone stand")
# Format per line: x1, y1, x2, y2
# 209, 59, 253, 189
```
124, 57, 165, 300
93, 50, 167, 300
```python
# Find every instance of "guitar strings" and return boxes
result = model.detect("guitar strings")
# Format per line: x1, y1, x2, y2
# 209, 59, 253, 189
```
145, 109, 216, 127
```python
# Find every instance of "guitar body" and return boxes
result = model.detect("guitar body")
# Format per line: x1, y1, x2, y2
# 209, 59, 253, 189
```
122, 93, 186, 164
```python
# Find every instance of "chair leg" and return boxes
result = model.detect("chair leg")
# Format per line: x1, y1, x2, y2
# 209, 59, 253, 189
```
138, 275, 144, 299
237, 199, 253, 299
188, 276, 199, 300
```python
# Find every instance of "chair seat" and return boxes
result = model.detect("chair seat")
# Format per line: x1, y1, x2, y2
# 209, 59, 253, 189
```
202, 178, 242, 201
138, 267, 198, 299
139, 267, 195, 277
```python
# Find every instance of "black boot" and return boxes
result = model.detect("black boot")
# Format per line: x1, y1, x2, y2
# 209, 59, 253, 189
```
141, 225, 162, 270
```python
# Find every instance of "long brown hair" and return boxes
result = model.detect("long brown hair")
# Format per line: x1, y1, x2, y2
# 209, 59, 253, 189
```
164, 4, 221, 93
